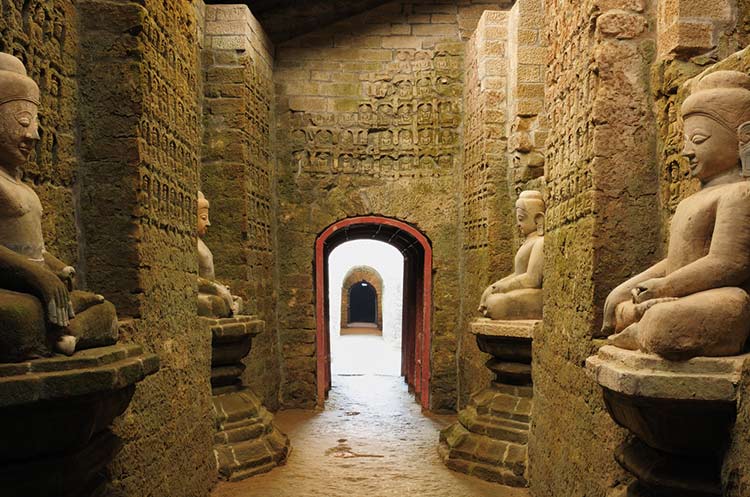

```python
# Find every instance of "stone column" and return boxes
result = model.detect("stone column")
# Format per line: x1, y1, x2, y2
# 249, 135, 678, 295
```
202, 3, 281, 410
459, 9, 515, 409
529, 0, 659, 495
76, 1, 216, 495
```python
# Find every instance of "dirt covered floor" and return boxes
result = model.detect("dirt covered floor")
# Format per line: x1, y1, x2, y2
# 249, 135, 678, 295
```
212, 372, 529, 497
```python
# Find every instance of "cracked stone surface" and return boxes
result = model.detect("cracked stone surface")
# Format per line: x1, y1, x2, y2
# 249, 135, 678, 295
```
212, 373, 530, 497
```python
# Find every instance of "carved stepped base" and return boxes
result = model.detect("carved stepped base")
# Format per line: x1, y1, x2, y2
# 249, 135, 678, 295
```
213, 386, 290, 481
203, 316, 290, 481
439, 319, 539, 486
587, 346, 750, 497
0, 344, 159, 497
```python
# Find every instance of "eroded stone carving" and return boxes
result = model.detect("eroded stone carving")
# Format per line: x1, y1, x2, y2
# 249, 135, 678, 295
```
288, 45, 462, 179
0, 52, 117, 362
602, 71, 750, 360
197, 191, 243, 317
478, 190, 545, 320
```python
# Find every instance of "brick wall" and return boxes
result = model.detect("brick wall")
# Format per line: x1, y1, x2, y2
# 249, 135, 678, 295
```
506, 0, 546, 193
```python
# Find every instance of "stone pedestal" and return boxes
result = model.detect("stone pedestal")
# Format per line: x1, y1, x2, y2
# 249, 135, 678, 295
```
587, 345, 750, 497
439, 319, 540, 486
0, 344, 159, 497
203, 316, 290, 481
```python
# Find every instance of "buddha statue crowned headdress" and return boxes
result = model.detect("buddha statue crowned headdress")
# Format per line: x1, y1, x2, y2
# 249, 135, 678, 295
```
682, 70, 750, 176
0, 53, 40, 107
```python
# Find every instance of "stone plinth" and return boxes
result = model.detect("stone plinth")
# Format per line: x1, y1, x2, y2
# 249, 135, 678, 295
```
203, 316, 290, 481
439, 319, 540, 486
587, 345, 750, 497
0, 344, 159, 497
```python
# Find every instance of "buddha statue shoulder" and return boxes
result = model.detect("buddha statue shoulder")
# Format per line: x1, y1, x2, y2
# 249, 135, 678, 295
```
0, 52, 117, 362
478, 190, 545, 320
601, 70, 750, 360
197, 191, 243, 318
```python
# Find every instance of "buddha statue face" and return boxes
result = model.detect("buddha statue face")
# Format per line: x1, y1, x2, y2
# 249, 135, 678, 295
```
197, 192, 210, 238
515, 191, 545, 237
680, 70, 750, 184
516, 202, 542, 237
0, 100, 39, 170
682, 114, 739, 182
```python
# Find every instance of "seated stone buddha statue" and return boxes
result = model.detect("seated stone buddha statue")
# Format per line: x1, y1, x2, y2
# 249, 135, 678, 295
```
478, 190, 544, 320
0, 52, 117, 362
602, 70, 750, 360
197, 191, 243, 318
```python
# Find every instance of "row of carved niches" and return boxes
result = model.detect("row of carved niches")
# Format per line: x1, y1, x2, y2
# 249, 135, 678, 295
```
544, 169, 593, 230
135, 0, 201, 243
0, 345, 159, 497
138, 169, 196, 232
287, 46, 462, 179
589, 67, 750, 497
440, 320, 540, 486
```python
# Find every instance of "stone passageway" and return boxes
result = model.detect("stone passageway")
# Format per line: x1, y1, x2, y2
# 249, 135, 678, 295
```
212, 372, 529, 497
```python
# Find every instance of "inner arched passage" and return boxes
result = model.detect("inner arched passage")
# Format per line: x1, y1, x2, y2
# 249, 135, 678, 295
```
340, 265, 384, 332
315, 216, 433, 409
348, 282, 377, 324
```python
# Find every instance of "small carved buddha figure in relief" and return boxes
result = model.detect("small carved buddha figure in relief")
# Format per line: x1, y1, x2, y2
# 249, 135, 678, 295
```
602, 71, 750, 360
478, 190, 544, 320
0, 52, 117, 362
197, 191, 243, 318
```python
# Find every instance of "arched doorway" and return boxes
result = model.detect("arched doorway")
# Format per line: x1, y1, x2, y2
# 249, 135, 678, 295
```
315, 216, 432, 409
340, 265, 384, 332
348, 282, 378, 324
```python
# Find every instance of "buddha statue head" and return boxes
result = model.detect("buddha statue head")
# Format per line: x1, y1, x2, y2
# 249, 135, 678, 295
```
197, 191, 210, 238
516, 190, 545, 237
0, 53, 41, 173
681, 70, 750, 183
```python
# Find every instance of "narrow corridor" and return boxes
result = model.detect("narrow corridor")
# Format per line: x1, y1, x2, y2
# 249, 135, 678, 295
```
212, 372, 530, 497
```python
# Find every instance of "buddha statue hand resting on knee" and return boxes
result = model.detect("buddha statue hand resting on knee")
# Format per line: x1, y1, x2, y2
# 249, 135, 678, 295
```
478, 190, 544, 320
601, 70, 750, 360
197, 191, 243, 318
0, 52, 117, 362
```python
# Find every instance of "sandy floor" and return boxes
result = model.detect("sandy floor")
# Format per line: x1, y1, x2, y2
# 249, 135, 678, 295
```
212, 372, 530, 497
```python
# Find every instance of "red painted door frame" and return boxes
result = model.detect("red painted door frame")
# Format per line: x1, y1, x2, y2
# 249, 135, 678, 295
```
314, 216, 433, 409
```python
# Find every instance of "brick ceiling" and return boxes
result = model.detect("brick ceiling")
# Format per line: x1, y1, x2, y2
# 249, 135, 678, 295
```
205, 0, 395, 44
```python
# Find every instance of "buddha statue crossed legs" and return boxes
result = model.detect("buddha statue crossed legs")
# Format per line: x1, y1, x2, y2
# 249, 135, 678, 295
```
478, 190, 545, 320
0, 53, 116, 362
602, 71, 750, 360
